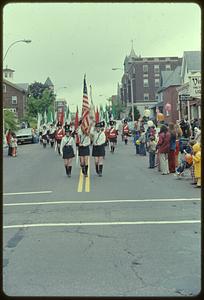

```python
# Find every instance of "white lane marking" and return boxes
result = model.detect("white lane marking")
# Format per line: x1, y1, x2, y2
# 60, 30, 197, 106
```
3, 220, 201, 229
3, 191, 53, 196
3, 198, 201, 207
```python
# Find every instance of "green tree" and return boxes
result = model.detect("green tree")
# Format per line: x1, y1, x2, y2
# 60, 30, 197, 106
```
4, 110, 19, 132
27, 86, 55, 117
128, 106, 140, 121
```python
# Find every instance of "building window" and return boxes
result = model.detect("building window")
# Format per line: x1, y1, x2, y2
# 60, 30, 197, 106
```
3, 84, 6, 93
5, 72, 8, 78
154, 65, 160, 73
144, 93, 149, 101
155, 94, 159, 101
143, 65, 148, 73
12, 96, 17, 105
143, 79, 149, 88
166, 64, 171, 70
155, 79, 160, 87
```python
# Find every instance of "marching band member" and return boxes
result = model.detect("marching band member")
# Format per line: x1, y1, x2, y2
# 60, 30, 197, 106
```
60, 125, 75, 177
122, 119, 129, 145
108, 120, 118, 153
55, 122, 65, 155
42, 125, 48, 148
78, 122, 91, 177
92, 121, 106, 176
48, 123, 56, 148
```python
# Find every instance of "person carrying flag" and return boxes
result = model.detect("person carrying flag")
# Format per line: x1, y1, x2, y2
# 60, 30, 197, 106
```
108, 120, 118, 153
55, 122, 65, 155
60, 124, 75, 177
48, 123, 56, 148
92, 121, 106, 176
78, 121, 91, 177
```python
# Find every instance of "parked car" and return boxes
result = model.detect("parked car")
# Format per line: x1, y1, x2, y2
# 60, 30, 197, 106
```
15, 128, 35, 144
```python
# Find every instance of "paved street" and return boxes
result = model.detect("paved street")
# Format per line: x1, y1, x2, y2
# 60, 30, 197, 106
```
3, 139, 201, 296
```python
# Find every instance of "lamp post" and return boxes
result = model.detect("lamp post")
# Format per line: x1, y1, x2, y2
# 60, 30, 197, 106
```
3, 39, 32, 62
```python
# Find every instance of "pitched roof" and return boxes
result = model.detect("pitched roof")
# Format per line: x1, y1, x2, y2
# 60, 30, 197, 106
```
3, 79, 26, 92
158, 66, 181, 92
44, 77, 54, 86
17, 83, 29, 91
183, 51, 201, 72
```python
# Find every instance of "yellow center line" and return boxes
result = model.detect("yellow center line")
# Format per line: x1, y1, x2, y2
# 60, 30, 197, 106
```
77, 168, 84, 192
85, 157, 90, 192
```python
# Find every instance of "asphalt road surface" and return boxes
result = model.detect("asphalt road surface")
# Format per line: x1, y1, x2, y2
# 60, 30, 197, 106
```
3, 139, 201, 296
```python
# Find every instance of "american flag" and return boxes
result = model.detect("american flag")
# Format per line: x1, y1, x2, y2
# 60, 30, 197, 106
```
81, 75, 90, 133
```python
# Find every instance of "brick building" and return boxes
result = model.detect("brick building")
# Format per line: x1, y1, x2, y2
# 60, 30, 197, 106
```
3, 79, 27, 119
119, 46, 182, 116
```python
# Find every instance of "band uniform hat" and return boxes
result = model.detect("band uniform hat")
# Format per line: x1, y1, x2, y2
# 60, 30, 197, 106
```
65, 125, 71, 132
95, 122, 101, 128
57, 121, 62, 127
100, 121, 105, 128
124, 119, 128, 123
109, 120, 114, 126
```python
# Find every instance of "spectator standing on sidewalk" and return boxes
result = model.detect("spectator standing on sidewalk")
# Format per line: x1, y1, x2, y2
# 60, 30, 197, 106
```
156, 125, 170, 175
192, 143, 201, 188
6, 129, 12, 156
148, 135, 157, 168
168, 123, 176, 173
10, 132, 18, 157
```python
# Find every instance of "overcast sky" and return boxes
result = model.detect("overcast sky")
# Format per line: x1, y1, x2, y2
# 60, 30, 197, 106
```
3, 2, 201, 111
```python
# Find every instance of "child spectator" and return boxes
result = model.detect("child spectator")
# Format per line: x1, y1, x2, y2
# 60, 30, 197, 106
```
148, 135, 157, 168
134, 130, 140, 155
138, 129, 146, 156
192, 143, 201, 188
10, 132, 17, 157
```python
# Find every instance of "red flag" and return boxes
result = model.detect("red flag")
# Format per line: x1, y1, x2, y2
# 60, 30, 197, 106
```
95, 106, 99, 123
81, 75, 90, 133
74, 106, 79, 130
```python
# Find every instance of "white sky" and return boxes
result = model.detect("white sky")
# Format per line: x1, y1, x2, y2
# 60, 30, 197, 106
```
3, 2, 201, 112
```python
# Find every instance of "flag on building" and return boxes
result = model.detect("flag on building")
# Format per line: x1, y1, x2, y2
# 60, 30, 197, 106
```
81, 75, 90, 133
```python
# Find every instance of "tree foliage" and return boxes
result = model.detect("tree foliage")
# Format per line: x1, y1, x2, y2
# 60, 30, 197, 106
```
27, 82, 56, 117
4, 110, 19, 132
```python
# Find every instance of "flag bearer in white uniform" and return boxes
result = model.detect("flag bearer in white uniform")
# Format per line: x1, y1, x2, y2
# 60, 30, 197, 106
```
60, 125, 75, 177
78, 125, 91, 177
92, 121, 106, 177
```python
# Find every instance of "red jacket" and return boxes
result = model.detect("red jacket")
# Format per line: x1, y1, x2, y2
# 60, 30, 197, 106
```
123, 124, 129, 134
157, 132, 170, 153
109, 128, 117, 138
55, 128, 65, 140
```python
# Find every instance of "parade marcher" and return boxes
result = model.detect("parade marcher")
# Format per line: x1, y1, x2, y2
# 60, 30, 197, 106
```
78, 122, 91, 177
108, 120, 118, 153
10, 132, 17, 157
122, 119, 129, 145
92, 121, 106, 176
6, 129, 12, 156
49, 123, 56, 148
55, 122, 65, 155
60, 124, 75, 177
41, 125, 48, 148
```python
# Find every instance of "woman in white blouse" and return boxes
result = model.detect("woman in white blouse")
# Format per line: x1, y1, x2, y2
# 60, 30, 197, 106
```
78, 125, 91, 177
92, 121, 106, 177
60, 125, 75, 177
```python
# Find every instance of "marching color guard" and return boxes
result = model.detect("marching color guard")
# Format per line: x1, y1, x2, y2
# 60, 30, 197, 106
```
42, 125, 48, 148
92, 121, 106, 176
122, 119, 130, 145
55, 122, 65, 155
108, 120, 118, 153
78, 123, 91, 177
48, 123, 56, 148
60, 124, 75, 177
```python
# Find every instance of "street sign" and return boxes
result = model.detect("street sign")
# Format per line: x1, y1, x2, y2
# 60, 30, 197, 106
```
179, 94, 190, 101
189, 73, 201, 98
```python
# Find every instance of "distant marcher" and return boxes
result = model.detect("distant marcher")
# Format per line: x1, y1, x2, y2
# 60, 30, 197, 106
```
92, 121, 106, 176
60, 125, 75, 177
